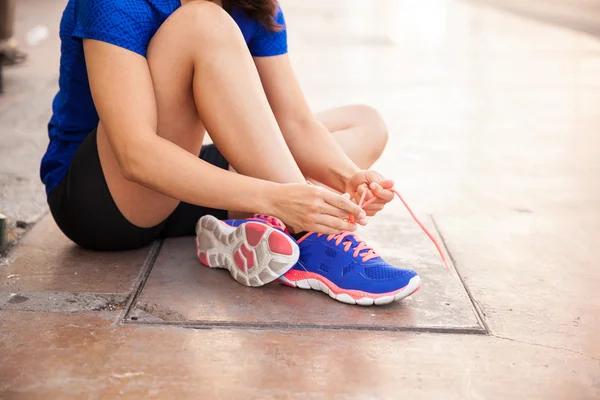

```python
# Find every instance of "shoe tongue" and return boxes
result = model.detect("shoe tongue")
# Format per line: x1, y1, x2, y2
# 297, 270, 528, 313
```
340, 232, 360, 247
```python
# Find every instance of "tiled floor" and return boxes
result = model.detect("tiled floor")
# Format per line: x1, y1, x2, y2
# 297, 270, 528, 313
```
0, 0, 61, 227
128, 216, 483, 332
1, 0, 600, 398
2, 311, 598, 399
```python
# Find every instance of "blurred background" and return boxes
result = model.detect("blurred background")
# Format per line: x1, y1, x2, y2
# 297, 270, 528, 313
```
1, 0, 599, 239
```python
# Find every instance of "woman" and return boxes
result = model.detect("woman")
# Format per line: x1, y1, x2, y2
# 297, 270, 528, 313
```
40, 0, 422, 305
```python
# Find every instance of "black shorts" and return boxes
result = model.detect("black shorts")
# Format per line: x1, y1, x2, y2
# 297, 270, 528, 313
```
47, 130, 229, 251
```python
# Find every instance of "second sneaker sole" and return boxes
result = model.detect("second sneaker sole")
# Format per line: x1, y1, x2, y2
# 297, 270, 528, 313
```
195, 215, 299, 287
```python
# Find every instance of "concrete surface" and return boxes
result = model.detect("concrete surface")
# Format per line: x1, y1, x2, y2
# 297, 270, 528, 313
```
0, 216, 151, 294
0, 0, 62, 253
1, 0, 600, 398
1, 311, 598, 400
129, 215, 484, 332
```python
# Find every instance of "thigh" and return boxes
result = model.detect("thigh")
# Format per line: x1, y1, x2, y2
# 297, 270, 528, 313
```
314, 105, 370, 132
97, 7, 206, 229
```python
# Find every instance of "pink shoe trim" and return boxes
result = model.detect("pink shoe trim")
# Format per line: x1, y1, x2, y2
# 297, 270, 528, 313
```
296, 232, 313, 244
267, 230, 294, 256
240, 243, 255, 270
283, 269, 416, 300
245, 223, 267, 247
198, 252, 210, 267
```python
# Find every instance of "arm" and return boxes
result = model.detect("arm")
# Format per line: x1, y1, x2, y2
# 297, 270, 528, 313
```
84, 39, 279, 214
254, 55, 359, 193
84, 40, 364, 233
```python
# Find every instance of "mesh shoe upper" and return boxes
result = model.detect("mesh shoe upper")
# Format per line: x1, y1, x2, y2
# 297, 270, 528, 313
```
288, 231, 418, 294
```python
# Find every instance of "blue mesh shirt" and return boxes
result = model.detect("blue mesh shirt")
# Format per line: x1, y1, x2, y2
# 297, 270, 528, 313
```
40, 0, 288, 195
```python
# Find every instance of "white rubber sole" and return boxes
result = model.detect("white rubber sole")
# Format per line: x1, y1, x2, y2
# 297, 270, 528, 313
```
279, 274, 421, 306
195, 215, 299, 287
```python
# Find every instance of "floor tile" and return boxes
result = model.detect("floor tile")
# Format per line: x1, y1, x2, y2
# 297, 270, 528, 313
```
1, 216, 152, 296
0, 311, 597, 400
129, 215, 483, 332
434, 212, 600, 359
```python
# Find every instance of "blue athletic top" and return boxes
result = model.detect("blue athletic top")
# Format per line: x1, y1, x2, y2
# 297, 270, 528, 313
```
40, 0, 288, 195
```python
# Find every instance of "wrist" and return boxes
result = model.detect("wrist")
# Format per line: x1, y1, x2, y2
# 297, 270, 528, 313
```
331, 163, 360, 193
258, 181, 284, 216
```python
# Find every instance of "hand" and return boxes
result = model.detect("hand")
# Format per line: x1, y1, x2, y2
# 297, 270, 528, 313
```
269, 183, 367, 235
345, 170, 395, 216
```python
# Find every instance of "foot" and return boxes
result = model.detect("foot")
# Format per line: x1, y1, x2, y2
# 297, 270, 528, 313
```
279, 231, 420, 306
195, 214, 299, 287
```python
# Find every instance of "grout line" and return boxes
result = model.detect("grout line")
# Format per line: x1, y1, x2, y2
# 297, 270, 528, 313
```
123, 319, 487, 335
492, 335, 600, 362
119, 216, 490, 336
119, 239, 164, 324
431, 215, 491, 334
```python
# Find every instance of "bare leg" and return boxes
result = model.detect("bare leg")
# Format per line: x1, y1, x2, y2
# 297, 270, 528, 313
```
315, 104, 389, 170
98, 2, 306, 227
228, 105, 389, 219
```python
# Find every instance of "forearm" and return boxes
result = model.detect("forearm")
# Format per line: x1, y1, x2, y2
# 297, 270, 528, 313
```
125, 135, 280, 214
282, 119, 359, 192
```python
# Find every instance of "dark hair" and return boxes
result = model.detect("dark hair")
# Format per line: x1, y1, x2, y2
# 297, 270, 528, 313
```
222, 0, 282, 32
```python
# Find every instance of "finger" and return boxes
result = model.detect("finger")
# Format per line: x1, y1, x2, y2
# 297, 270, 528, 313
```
344, 192, 364, 220
378, 179, 395, 189
320, 202, 348, 219
364, 170, 384, 183
364, 204, 385, 216
320, 202, 368, 226
357, 185, 376, 205
364, 202, 386, 212
315, 214, 357, 233
324, 191, 365, 219
370, 182, 394, 202
354, 184, 368, 204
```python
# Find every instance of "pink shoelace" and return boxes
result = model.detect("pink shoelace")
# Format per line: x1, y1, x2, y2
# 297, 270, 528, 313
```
316, 231, 380, 262
249, 214, 287, 231
348, 187, 450, 269
251, 189, 449, 269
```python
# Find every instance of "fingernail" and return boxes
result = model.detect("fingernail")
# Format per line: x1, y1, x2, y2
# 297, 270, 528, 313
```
343, 193, 351, 199
359, 218, 368, 225
359, 211, 366, 218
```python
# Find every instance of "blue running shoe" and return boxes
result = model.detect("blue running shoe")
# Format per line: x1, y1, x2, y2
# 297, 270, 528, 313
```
196, 214, 299, 287
279, 231, 421, 306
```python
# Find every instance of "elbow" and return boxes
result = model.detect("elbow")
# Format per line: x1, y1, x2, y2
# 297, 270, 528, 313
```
120, 157, 139, 183
116, 145, 145, 183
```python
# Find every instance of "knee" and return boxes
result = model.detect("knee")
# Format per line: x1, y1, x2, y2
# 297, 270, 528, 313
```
354, 104, 388, 158
170, 2, 243, 46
